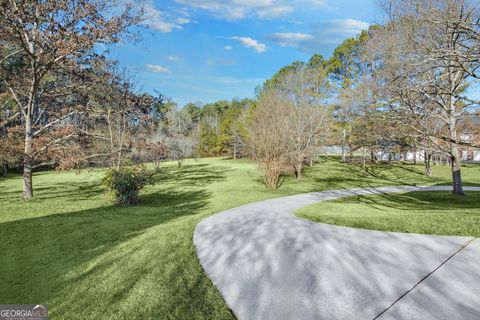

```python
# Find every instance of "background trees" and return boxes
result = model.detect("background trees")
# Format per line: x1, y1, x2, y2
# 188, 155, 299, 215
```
197, 99, 251, 158
0, 91, 22, 175
244, 0, 479, 194
0, 0, 477, 197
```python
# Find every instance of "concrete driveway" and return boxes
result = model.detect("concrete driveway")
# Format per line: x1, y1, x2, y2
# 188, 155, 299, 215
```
193, 186, 480, 320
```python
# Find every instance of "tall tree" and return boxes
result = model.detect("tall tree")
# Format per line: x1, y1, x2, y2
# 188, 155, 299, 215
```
0, 0, 141, 199
247, 91, 289, 190
86, 60, 148, 169
329, 31, 370, 161
163, 107, 197, 167
368, 0, 480, 195
329, 31, 370, 89
273, 60, 332, 179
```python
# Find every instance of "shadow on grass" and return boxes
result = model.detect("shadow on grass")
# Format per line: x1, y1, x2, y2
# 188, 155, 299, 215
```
343, 189, 480, 212
0, 163, 231, 199
0, 188, 210, 299
0, 162, 235, 318
252, 172, 292, 190
160, 164, 230, 187
340, 163, 427, 184
305, 162, 440, 191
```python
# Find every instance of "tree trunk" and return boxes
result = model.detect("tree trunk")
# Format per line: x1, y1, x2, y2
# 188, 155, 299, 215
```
233, 144, 237, 160
2, 163, 7, 176
294, 163, 303, 180
23, 115, 34, 200
413, 149, 417, 165
177, 159, 183, 168
264, 161, 280, 191
23, 161, 33, 199
450, 147, 464, 195
341, 128, 346, 162
424, 151, 432, 177
362, 147, 367, 171
370, 150, 376, 164
116, 147, 122, 169
447, 96, 464, 194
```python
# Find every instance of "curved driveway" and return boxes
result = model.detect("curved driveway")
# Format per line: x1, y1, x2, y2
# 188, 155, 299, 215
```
194, 186, 480, 320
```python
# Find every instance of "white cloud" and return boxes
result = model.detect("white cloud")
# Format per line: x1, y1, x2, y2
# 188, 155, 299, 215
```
175, 17, 191, 25
174, 7, 190, 17
146, 64, 171, 73
324, 19, 370, 34
257, 5, 293, 19
174, 0, 294, 20
224, 45, 233, 51
168, 55, 184, 62
306, 0, 327, 6
135, 0, 327, 25
206, 59, 236, 65
266, 32, 313, 47
229, 36, 267, 53
142, 1, 190, 33
267, 19, 369, 53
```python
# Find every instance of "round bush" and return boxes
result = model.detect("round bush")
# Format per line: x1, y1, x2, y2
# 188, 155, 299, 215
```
102, 166, 154, 205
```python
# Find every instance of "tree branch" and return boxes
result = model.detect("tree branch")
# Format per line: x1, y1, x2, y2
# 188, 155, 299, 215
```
33, 111, 80, 137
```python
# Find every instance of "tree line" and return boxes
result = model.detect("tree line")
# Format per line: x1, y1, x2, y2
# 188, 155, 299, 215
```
0, 0, 251, 200
1, 0, 479, 200
245, 0, 479, 194
0, 0, 197, 200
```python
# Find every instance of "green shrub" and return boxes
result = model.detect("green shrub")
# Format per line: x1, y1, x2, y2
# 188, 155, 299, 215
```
102, 166, 155, 205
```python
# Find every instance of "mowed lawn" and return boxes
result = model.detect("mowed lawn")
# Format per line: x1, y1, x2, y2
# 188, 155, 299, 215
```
297, 191, 480, 238
1, 158, 479, 319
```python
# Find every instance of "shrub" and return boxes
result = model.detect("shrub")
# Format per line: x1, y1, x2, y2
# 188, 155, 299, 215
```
102, 166, 155, 205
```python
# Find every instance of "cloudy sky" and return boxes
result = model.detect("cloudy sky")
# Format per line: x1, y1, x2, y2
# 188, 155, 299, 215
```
111, 0, 379, 106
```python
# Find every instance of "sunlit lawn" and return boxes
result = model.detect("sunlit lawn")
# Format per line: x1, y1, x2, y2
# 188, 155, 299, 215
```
297, 191, 480, 238
1, 157, 479, 319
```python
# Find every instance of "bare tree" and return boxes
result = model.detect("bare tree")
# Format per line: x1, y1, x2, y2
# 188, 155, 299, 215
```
163, 107, 196, 167
247, 91, 291, 190
86, 62, 145, 169
0, 0, 142, 199
329, 31, 371, 163
274, 62, 332, 179
336, 78, 381, 167
229, 111, 248, 160
133, 130, 168, 170
368, 0, 480, 195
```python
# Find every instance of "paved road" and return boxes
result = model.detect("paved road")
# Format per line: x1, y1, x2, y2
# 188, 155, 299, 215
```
193, 186, 480, 320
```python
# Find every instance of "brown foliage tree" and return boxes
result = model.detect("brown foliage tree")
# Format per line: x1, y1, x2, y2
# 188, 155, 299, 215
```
0, 0, 142, 198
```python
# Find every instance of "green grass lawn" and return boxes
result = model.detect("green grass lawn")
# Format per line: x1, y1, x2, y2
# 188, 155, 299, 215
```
297, 191, 480, 238
0, 158, 479, 319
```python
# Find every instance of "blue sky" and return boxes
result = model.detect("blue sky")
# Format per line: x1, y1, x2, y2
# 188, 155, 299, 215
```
110, 0, 379, 106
